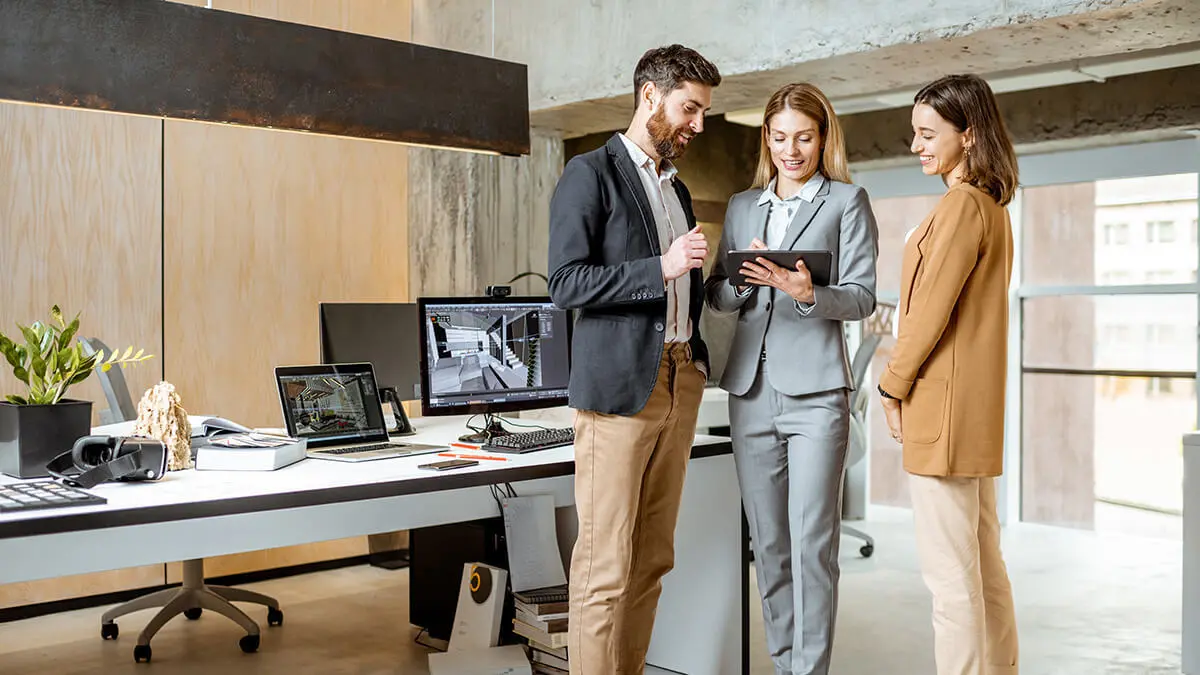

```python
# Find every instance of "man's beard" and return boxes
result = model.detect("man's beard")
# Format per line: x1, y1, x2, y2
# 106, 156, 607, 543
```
646, 106, 690, 160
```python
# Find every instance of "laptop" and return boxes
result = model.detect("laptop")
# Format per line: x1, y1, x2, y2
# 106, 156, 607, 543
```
274, 363, 445, 462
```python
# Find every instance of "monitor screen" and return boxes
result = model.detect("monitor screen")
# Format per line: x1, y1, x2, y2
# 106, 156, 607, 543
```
276, 364, 388, 445
319, 302, 422, 401
417, 297, 572, 416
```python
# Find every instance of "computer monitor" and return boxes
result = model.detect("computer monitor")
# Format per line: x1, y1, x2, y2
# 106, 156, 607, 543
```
319, 302, 422, 402
417, 296, 572, 425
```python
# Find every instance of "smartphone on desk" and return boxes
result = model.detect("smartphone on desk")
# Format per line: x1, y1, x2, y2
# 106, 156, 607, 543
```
418, 458, 479, 471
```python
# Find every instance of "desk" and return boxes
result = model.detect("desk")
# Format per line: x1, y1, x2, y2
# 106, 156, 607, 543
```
1185, 432, 1199, 674
0, 414, 745, 675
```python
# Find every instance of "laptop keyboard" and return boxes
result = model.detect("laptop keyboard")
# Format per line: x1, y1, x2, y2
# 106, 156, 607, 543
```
318, 443, 398, 455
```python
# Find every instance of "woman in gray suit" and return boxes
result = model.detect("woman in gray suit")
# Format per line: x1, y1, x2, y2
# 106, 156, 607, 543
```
705, 82, 879, 675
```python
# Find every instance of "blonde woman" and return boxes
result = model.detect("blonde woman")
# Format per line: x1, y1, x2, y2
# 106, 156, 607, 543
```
878, 73, 1020, 675
705, 82, 879, 675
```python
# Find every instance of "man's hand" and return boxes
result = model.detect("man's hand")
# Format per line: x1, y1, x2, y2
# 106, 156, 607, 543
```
740, 254, 815, 304
880, 396, 903, 444
662, 226, 709, 282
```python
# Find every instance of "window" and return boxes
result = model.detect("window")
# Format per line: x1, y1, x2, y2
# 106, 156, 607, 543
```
1146, 377, 1175, 396
1103, 222, 1130, 245
1146, 270, 1177, 283
1147, 220, 1176, 243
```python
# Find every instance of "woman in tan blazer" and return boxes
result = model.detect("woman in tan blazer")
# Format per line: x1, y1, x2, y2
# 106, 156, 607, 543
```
877, 74, 1020, 675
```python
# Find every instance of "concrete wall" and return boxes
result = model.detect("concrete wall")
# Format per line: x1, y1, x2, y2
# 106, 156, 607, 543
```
842, 65, 1200, 166
491, 0, 1200, 136
407, 1, 564, 298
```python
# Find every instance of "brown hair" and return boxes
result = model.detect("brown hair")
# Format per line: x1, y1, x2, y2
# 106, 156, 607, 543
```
753, 83, 851, 189
633, 44, 721, 110
914, 74, 1019, 206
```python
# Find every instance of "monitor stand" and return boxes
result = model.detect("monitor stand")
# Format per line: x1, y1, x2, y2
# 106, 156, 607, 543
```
458, 413, 512, 444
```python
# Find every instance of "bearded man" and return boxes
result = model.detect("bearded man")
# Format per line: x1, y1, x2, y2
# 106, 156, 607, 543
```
546, 44, 722, 675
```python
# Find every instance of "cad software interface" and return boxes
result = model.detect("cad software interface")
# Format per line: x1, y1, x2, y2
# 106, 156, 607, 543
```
422, 301, 570, 410
279, 372, 384, 443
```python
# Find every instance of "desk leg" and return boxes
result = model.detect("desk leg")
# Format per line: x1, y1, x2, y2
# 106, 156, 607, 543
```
646, 454, 742, 675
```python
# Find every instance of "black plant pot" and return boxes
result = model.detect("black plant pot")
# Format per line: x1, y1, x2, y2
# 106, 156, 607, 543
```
0, 399, 93, 478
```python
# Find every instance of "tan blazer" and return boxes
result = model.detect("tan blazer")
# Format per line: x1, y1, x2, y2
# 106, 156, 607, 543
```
879, 183, 1013, 477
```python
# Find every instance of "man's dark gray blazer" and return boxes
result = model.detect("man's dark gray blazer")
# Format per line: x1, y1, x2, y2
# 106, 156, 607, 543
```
548, 134, 709, 416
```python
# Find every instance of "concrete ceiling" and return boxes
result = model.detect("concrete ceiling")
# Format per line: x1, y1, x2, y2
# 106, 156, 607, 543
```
525, 0, 1200, 138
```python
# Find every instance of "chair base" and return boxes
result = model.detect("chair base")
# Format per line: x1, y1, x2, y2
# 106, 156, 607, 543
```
99, 558, 282, 662
843, 524, 875, 558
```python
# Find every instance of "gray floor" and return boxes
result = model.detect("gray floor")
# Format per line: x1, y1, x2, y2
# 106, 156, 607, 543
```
0, 506, 1182, 674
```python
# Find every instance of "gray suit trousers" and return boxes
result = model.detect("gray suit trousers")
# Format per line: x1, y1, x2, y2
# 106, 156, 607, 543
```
731, 362, 850, 675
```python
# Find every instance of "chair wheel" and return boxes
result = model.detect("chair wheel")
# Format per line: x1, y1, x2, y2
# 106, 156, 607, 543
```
101, 622, 119, 640
860, 544, 874, 558
239, 634, 260, 653
184, 607, 203, 620
133, 644, 152, 663
267, 607, 283, 626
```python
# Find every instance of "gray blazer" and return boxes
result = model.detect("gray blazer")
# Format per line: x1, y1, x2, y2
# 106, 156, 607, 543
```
705, 179, 879, 397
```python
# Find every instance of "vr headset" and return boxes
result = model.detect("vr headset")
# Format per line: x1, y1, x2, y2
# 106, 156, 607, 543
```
46, 436, 168, 489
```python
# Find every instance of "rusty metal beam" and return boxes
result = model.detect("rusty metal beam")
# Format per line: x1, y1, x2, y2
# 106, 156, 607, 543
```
0, 0, 530, 155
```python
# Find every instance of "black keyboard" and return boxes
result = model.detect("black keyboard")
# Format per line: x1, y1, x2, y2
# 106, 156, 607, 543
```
319, 443, 398, 455
481, 427, 575, 454
0, 480, 107, 513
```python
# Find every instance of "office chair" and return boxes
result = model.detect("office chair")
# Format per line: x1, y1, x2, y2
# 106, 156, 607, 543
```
82, 337, 283, 663
841, 302, 896, 559
81, 338, 138, 426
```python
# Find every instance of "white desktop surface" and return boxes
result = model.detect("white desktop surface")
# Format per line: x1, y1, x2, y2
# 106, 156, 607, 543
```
0, 411, 744, 675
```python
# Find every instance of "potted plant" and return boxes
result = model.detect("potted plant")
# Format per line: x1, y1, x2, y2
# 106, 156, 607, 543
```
0, 306, 152, 478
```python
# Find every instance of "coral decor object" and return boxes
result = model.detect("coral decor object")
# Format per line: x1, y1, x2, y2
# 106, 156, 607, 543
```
132, 382, 192, 471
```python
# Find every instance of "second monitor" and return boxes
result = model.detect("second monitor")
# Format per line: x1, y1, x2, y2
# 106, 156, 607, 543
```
417, 296, 572, 442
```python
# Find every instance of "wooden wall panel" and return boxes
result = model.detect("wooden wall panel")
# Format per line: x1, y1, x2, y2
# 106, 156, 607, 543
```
0, 102, 165, 607
162, 0, 412, 580
0, 566, 165, 611
0, 103, 164, 416
162, 120, 410, 427
166, 537, 368, 582
215, 0, 411, 41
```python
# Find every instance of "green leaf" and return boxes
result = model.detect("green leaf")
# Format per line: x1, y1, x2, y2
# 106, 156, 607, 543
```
13, 366, 28, 384
121, 345, 133, 360
133, 348, 144, 360
100, 363, 112, 373
19, 324, 41, 354
58, 316, 79, 350
39, 328, 54, 356
50, 305, 64, 328
0, 335, 19, 369
29, 377, 45, 401
46, 346, 58, 378
5, 395, 27, 405
31, 354, 46, 379
68, 369, 93, 386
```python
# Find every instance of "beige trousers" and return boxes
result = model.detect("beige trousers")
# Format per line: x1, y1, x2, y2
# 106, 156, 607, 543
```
909, 474, 1020, 675
567, 344, 706, 675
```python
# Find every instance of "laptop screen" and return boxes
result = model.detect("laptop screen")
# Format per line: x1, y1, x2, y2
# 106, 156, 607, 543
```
275, 363, 388, 447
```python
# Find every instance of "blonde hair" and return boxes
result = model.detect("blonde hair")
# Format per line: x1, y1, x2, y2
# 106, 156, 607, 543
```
753, 83, 851, 189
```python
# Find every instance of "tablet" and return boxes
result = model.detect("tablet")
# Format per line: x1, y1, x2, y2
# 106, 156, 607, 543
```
726, 249, 833, 287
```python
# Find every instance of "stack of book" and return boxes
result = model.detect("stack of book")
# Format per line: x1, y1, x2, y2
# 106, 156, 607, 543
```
511, 585, 569, 674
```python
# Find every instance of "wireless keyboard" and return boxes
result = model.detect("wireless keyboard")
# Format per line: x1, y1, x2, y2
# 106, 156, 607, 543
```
0, 480, 106, 513
481, 427, 575, 454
